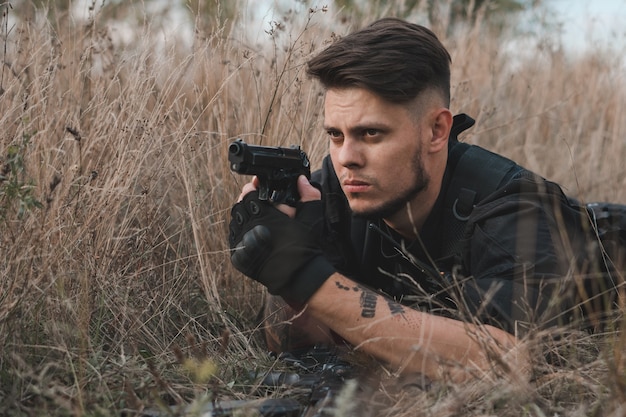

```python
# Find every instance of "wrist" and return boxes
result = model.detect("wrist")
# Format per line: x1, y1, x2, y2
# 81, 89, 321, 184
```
280, 255, 337, 308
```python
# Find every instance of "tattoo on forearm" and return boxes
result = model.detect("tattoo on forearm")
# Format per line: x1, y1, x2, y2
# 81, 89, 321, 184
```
335, 281, 359, 292
387, 299, 406, 316
336, 280, 378, 318
336, 282, 404, 319
359, 288, 378, 318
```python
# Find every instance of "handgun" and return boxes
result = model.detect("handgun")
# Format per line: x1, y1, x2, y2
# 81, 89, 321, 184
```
228, 139, 311, 206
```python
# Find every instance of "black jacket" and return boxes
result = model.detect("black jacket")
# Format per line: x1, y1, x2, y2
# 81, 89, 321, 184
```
312, 115, 603, 333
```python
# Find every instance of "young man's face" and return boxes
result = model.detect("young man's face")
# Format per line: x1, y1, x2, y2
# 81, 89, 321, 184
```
324, 87, 434, 219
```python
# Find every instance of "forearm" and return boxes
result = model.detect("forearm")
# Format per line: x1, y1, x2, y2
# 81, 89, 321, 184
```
228, 180, 526, 381
306, 273, 527, 382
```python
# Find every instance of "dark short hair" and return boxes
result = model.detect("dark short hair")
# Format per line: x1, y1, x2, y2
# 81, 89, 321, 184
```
307, 17, 451, 106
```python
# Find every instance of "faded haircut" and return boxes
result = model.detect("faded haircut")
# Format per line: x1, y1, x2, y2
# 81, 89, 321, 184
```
307, 17, 451, 107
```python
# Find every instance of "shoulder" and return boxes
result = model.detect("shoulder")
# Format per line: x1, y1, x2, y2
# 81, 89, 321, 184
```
462, 170, 589, 268
473, 171, 576, 218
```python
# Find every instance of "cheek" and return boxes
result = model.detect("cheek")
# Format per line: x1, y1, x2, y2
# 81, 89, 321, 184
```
377, 146, 415, 171
380, 146, 422, 182
329, 151, 341, 174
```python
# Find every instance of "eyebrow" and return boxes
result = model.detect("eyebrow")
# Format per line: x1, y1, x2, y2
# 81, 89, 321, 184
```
323, 122, 392, 134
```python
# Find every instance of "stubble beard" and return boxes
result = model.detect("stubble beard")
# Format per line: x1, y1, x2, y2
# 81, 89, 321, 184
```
351, 149, 430, 220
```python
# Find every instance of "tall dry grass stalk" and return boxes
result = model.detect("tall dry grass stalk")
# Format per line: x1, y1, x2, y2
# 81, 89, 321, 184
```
0, 1, 624, 416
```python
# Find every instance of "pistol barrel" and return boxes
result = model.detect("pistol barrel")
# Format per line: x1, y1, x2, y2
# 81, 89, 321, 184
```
228, 139, 310, 178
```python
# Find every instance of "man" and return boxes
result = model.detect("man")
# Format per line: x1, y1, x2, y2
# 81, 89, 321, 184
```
228, 18, 610, 382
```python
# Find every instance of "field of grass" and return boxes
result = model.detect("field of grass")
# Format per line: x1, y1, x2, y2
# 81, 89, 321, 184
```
1, 1, 625, 416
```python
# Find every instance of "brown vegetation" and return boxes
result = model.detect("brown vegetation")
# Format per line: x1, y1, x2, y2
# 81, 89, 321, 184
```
1, 1, 625, 416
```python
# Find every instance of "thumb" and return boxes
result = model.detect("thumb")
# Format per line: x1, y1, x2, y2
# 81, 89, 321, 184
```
297, 175, 321, 202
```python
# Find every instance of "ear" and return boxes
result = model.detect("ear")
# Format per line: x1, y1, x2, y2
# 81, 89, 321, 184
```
428, 108, 453, 154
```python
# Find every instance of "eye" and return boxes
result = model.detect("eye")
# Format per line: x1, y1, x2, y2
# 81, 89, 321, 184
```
364, 129, 378, 136
327, 130, 343, 141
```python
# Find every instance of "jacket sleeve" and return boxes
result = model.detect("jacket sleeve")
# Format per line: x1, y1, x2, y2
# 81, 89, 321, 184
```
311, 156, 361, 277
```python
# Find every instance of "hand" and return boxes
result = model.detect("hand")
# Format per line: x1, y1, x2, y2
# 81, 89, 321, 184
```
228, 176, 335, 305
237, 176, 321, 217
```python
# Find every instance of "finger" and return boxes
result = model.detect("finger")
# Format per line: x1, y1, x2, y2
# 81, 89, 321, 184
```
297, 175, 321, 202
275, 203, 296, 218
237, 180, 258, 202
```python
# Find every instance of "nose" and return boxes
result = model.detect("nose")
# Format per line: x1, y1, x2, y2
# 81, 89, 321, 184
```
334, 137, 364, 169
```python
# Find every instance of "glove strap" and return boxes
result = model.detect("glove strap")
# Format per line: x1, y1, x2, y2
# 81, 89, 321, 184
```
281, 256, 337, 308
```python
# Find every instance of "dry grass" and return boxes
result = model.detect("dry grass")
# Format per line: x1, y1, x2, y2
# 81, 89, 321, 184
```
1, 1, 625, 416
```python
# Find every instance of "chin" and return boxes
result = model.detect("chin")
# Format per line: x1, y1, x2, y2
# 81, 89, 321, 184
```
346, 200, 366, 215
347, 200, 383, 219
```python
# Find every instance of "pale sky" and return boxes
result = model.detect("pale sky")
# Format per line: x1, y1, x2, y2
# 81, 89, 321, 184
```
67, 0, 626, 56
548, 0, 626, 52
255, 1, 626, 55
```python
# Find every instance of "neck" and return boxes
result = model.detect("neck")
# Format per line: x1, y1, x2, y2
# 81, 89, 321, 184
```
383, 182, 441, 240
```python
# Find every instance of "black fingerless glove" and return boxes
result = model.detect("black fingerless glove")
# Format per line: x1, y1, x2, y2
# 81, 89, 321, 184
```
228, 192, 337, 305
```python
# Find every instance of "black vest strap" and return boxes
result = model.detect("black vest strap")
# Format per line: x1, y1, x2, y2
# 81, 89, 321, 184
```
441, 142, 523, 258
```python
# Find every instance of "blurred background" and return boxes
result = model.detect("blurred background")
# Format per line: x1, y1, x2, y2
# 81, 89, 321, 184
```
1, 1, 625, 416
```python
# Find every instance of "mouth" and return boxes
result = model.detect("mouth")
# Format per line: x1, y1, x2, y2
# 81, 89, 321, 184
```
342, 178, 371, 194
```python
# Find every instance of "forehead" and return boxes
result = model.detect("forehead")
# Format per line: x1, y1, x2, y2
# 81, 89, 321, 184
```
323, 87, 413, 126
324, 87, 389, 108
